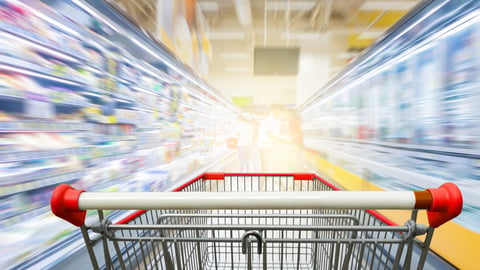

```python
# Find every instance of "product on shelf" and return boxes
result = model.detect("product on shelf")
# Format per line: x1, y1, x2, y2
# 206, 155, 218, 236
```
0, 0, 235, 268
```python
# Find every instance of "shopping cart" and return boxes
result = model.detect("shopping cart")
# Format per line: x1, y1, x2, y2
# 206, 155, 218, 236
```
51, 173, 462, 270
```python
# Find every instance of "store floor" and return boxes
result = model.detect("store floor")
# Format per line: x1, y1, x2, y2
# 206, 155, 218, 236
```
226, 143, 307, 173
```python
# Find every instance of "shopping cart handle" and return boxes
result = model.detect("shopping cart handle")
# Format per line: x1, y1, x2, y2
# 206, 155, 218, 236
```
50, 181, 463, 228
425, 183, 463, 228
51, 184, 86, 227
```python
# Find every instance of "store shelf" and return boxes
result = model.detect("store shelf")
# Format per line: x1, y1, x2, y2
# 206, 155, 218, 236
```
0, 89, 88, 109
310, 142, 446, 188
0, 170, 84, 198
90, 134, 136, 144
92, 174, 134, 192
136, 142, 164, 150
0, 93, 25, 102
138, 159, 172, 173
87, 152, 132, 166
306, 138, 479, 190
0, 147, 89, 163
86, 86, 136, 104
0, 0, 90, 55
132, 86, 159, 98
0, 55, 49, 75
306, 136, 480, 159
0, 22, 84, 60
117, 75, 136, 85
81, 63, 104, 75
112, 92, 136, 103
0, 205, 49, 228
0, 121, 91, 133
0, 0, 237, 269
163, 150, 236, 192
0, 56, 85, 86
1, 32, 80, 66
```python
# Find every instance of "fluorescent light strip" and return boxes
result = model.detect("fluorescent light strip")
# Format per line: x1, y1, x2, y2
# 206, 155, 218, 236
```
137, 63, 172, 82
184, 88, 204, 100
71, 0, 121, 33
0, 65, 80, 85
82, 91, 103, 98
317, 12, 480, 107
337, 52, 361, 59
3, 33, 80, 64
16, 0, 233, 111
133, 86, 151, 95
114, 97, 132, 103
10, 0, 81, 38
281, 32, 323, 40
221, 53, 250, 59
225, 66, 250, 72
360, 1, 417, 11
317, 0, 449, 98
349, 11, 480, 89
208, 32, 246, 40
82, 65, 102, 74
357, 30, 385, 39
198, 1, 219, 11
131, 107, 152, 112
376, 2, 448, 57
234, 0, 252, 26
73, 0, 236, 110
266, 1, 316, 11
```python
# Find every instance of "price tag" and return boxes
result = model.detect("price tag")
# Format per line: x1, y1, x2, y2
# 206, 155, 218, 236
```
25, 100, 54, 119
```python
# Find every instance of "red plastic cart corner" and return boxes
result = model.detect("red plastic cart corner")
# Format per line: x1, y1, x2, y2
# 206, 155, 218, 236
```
426, 182, 463, 228
50, 184, 86, 227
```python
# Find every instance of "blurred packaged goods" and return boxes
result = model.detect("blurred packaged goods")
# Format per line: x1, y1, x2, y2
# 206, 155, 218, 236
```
300, 3, 480, 269
0, 0, 236, 268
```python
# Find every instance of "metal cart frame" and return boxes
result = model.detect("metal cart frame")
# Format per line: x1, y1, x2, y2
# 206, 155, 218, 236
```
51, 173, 462, 270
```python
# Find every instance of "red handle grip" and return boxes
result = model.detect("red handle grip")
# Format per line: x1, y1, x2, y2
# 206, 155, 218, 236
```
50, 184, 86, 227
426, 182, 463, 228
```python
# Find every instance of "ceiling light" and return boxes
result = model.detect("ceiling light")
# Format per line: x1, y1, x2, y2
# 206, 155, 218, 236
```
360, 1, 418, 11
208, 32, 245, 40
337, 52, 361, 59
358, 30, 385, 39
266, 1, 316, 11
281, 32, 323, 40
234, 0, 252, 26
330, 67, 345, 72
225, 66, 250, 72
221, 53, 250, 59
198, 1, 219, 11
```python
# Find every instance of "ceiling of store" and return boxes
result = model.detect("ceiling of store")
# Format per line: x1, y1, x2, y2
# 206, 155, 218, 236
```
110, 0, 420, 108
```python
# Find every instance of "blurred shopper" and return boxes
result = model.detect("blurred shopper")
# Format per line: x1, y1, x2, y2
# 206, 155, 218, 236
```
258, 105, 283, 172
286, 109, 305, 170
257, 106, 305, 172
250, 115, 261, 171
236, 114, 256, 172
284, 109, 302, 147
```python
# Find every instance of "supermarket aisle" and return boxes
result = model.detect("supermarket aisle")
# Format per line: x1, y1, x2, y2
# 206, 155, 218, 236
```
0, 1, 238, 269
222, 143, 307, 173
228, 106, 306, 173
259, 143, 305, 173
1, 0, 477, 269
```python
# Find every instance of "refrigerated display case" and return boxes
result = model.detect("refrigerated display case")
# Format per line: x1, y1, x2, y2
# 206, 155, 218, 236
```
0, 0, 237, 268
299, 1, 480, 269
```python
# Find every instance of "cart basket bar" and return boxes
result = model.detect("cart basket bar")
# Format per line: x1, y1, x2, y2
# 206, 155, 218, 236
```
50, 173, 462, 228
